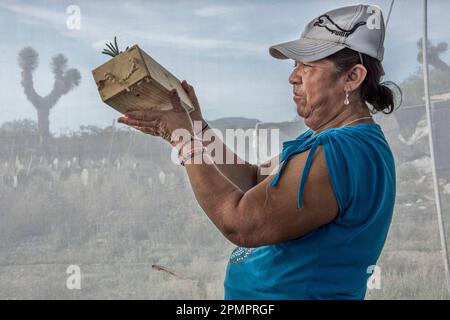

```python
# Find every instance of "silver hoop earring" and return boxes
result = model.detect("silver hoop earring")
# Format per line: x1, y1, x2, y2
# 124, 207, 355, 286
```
344, 90, 350, 105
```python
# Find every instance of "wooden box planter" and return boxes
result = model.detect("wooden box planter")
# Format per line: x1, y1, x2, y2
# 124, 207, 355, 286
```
92, 45, 194, 114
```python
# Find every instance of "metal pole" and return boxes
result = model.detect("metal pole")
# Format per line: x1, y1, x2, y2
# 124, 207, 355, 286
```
385, 0, 395, 29
422, 0, 450, 297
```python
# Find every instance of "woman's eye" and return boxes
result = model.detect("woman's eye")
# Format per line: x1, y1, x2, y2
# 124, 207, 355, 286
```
293, 62, 312, 73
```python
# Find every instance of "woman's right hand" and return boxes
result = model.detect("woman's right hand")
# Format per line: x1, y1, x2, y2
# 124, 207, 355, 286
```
181, 80, 207, 129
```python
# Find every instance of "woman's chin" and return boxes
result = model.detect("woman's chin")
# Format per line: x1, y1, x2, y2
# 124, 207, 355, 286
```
296, 105, 312, 120
303, 118, 315, 129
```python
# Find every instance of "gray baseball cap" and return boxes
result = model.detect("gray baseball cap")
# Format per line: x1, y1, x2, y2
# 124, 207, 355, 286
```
269, 4, 385, 62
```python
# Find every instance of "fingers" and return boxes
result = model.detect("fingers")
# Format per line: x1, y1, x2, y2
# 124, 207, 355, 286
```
181, 80, 190, 92
139, 123, 171, 141
181, 80, 195, 99
168, 88, 183, 111
181, 80, 200, 108
118, 117, 159, 127
118, 116, 170, 139
125, 122, 160, 137
134, 125, 158, 136
124, 110, 161, 121
124, 108, 139, 113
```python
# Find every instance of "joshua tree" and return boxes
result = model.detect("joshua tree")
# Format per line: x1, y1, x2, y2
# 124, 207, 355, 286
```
417, 38, 450, 72
18, 47, 81, 156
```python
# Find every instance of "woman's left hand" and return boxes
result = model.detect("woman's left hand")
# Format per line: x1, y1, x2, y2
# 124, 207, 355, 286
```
118, 89, 194, 147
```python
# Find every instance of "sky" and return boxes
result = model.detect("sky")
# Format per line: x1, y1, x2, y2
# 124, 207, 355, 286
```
0, 0, 449, 136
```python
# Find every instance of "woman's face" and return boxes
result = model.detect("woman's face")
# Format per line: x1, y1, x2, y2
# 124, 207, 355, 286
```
289, 59, 347, 130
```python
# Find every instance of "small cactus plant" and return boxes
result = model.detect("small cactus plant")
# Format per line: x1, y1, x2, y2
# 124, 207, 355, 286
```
102, 36, 129, 58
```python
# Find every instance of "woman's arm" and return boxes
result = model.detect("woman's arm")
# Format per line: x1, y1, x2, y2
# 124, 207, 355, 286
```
183, 144, 338, 247
199, 121, 258, 193
198, 122, 281, 191
118, 88, 338, 248
256, 155, 280, 184
183, 80, 258, 192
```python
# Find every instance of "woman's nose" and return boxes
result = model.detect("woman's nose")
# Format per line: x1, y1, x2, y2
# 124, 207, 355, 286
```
289, 69, 302, 85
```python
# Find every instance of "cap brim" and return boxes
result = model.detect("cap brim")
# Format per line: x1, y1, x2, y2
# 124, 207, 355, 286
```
269, 38, 346, 62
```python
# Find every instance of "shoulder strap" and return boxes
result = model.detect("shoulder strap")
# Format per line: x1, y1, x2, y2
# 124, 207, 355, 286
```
270, 133, 324, 209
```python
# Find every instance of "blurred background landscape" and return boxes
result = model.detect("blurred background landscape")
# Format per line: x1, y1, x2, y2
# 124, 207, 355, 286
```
1, 0, 450, 299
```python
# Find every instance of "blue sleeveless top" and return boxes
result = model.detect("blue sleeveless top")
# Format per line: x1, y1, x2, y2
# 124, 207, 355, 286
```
224, 123, 396, 300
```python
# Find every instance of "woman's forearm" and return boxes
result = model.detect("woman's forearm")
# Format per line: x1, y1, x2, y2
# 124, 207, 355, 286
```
200, 123, 258, 192
183, 151, 244, 239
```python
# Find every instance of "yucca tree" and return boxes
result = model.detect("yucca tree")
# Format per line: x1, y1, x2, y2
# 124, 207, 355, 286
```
417, 38, 450, 72
18, 47, 81, 157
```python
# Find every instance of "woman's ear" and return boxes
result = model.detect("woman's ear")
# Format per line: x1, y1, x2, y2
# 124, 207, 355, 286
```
345, 64, 367, 92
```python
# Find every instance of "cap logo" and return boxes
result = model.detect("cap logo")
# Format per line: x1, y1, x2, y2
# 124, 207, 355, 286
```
313, 14, 366, 37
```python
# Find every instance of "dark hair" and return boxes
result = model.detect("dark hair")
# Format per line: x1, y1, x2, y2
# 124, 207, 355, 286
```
326, 48, 402, 114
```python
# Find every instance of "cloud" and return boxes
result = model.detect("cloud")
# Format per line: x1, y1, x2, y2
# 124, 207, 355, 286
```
133, 30, 266, 55
0, 2, 66, 27
1, 2, 267, 57
194, 5, 236, 17
224, 23, 245, 34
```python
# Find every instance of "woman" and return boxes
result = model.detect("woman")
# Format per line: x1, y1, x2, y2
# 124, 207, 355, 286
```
118, 4, 399, 299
